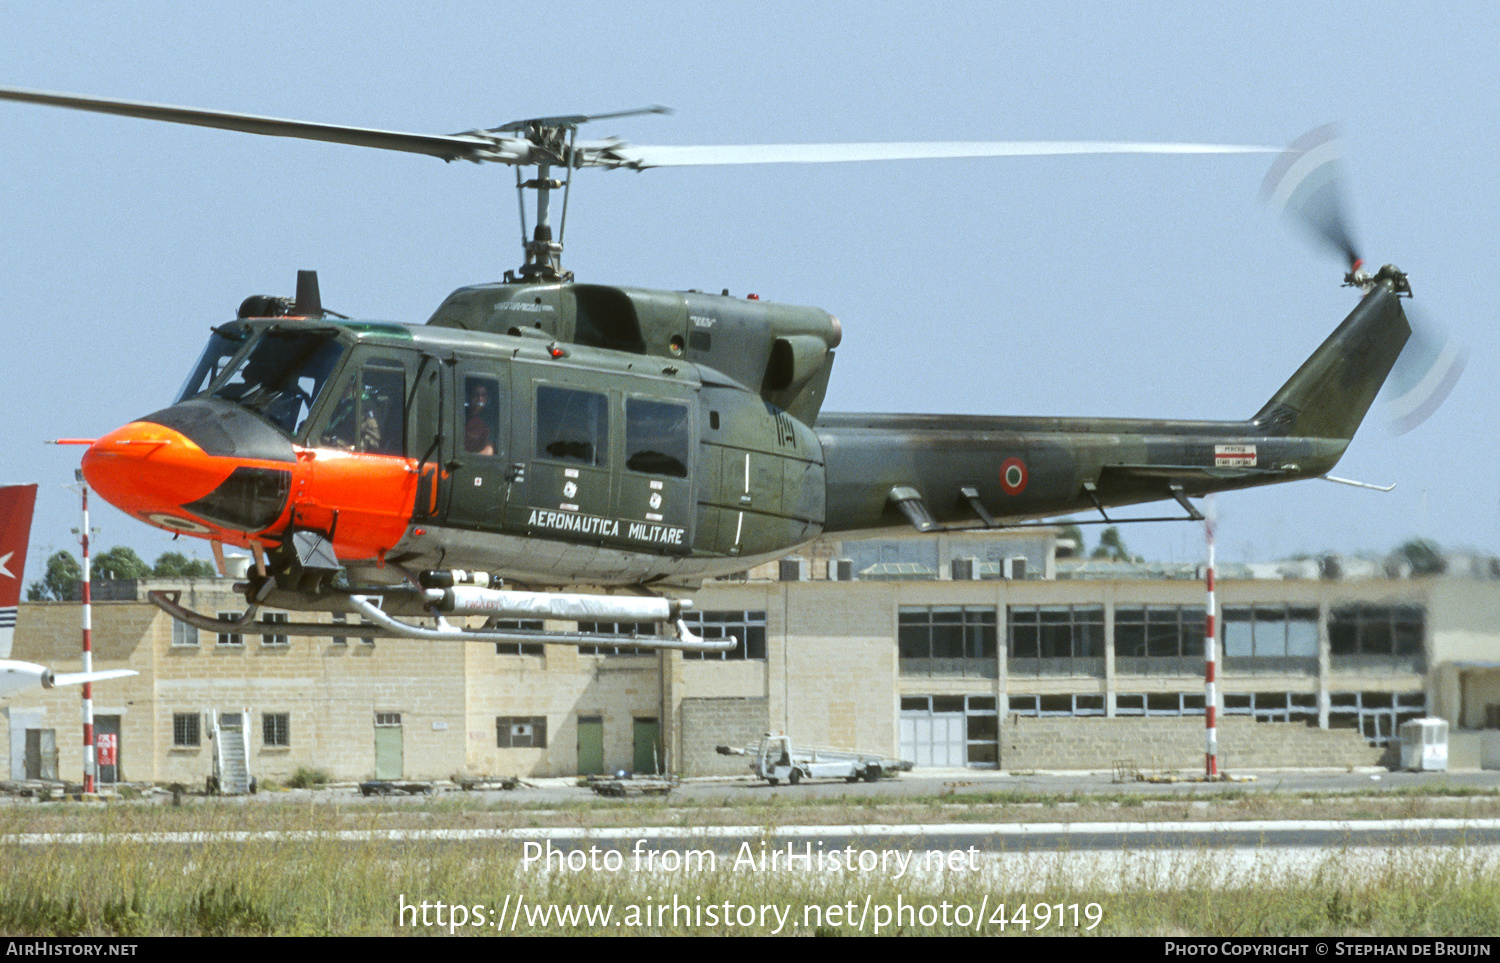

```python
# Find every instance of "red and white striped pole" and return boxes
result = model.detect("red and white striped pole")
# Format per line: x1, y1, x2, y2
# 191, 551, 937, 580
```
78, 479, 95, 795
1203, 497, 1218, 778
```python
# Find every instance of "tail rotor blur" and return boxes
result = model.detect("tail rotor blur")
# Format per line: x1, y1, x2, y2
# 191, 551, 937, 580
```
1263, 125, 1464, 435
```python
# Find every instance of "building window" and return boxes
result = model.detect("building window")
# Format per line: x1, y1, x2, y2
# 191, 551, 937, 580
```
1222, 605, 1318, 661
1113, 605, 1204, 674
497, 716, 547, 748
173, 713, 201, 747
1223, 690, 1318, 723
494, 620, 545, 656
261, 612, 289, 647
1325, 690, 1425, 746
577, 621, 654, 655
1329, 605, 1425, 659
1008, 605, 1104, 676
1112, 692, 1207, 716
899, 606, 997, 677
375, 712, 401, 727
1009, 693, 1107, 717
216, 612, 243, 646
901, 607, 997, 657
681, 611, 767, 660
171, 618, 198, 647
330, 612, 347, 646
262, 712, 290, 747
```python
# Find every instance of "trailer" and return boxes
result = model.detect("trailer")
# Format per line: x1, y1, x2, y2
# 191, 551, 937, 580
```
588, 774, 676, 798
717, 733, 913, 786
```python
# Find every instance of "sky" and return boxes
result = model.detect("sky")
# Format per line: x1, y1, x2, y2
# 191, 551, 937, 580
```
0, 0, 1496, 579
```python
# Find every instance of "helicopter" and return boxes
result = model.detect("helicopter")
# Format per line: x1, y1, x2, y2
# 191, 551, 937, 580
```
0, 88, 1437, 653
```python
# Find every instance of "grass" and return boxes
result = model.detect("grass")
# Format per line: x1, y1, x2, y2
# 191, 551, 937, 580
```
0, 788, 1497, 936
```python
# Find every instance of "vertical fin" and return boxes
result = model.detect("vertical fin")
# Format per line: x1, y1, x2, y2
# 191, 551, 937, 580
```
1252, 278, 1411, 440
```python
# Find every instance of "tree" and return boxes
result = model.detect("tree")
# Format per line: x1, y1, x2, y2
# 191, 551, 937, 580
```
153, 551, 216, 578
1090, 526, 1138, 563
93, 545, 151, 581
1394, 539, 1445, 577
1054, 522, 1084, 559
26, 550, 81, 601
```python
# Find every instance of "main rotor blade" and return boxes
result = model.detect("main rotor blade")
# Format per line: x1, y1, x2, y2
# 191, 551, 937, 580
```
608, 140, 1278, 168
1261, 124, 1362, 269
491, 104, 672, 132
0, 86, 511, 163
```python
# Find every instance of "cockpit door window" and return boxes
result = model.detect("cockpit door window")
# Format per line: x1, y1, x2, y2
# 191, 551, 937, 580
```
314, 359, 406, 455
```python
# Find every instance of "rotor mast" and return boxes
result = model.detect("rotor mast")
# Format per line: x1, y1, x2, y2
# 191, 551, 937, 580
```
498, 108, 667, 283
507, 120, 570, 281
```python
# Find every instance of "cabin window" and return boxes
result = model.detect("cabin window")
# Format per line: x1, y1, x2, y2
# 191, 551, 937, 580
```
535, 385, 608, 466
464, 376, 500, 456
625, 399, 689, 477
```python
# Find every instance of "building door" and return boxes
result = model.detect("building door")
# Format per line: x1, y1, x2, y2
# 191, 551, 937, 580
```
899, 697, 966, 767
23, 729, 57, 781
374, 712, 403, 779
577, 716, 604, 776
95, 715, 122, 784
632, 718, 661, 775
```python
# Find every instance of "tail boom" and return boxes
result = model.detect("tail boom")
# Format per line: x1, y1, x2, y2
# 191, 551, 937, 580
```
817, 277, 1408, 534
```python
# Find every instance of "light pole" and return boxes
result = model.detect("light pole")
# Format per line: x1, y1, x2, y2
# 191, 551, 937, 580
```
70, 470, 98, 795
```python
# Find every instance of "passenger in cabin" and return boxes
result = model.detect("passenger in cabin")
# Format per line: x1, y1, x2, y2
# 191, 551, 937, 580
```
465, 380, 496, 456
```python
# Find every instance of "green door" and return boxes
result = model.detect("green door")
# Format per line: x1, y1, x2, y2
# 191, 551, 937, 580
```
443, 360, 512, 531
511, 375, 615, 535
632, 718, 661, 775
374, 713, 403, 779
577, 716, 604, 776
23, 729, 57, 781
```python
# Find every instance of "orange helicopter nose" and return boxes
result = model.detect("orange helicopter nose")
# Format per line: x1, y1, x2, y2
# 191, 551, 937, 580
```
81, 421, 236, 536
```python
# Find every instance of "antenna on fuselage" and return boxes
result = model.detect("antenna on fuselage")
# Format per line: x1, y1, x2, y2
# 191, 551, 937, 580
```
292, 270, 324, 319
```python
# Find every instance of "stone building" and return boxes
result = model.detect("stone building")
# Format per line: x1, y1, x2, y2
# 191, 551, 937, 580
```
4, 532, 1498, 785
